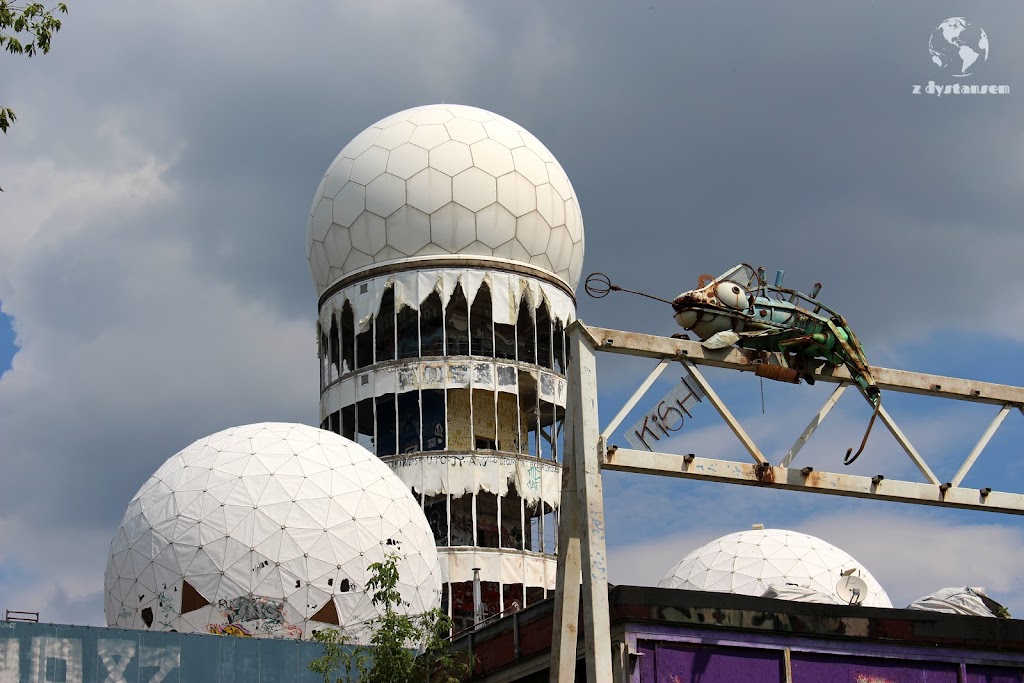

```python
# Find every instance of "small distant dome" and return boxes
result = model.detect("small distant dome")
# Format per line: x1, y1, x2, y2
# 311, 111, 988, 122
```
104, 423, 441, 641
307, 104, 585, 298
658, 528, 891, 608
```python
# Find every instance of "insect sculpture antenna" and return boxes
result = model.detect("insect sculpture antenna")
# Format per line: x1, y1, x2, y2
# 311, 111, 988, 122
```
585, 272, 675, 306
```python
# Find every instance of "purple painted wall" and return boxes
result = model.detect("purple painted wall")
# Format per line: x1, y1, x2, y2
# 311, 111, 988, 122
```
966, 665, 1024, 683
635, 640, 1024, 683
791, 652, 957, 683
638, 642, 783, 683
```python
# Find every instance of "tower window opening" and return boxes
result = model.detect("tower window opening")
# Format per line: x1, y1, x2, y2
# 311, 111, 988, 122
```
476, 492, 500, 549
397, 303, 419, 359
341, 302, 355, 374
397, 391, 421, 454
470, 284, 493, 358
500, 484, 525, 550
319, 324, 328, 389
516, 298, 535, 365
536, 302, 552, 370
539, 399, 556, 460
375, 394, 397, 457
420, 291, 444, 357
355, 398, 374, 451
542, 503, 558, 555
553, 320, 565, 374
375, 286, 396, 363
525, 499, 542, 553
446, 388, 470, 450
471, 390, 497, 451
424, 493, 449, 546
329, 315, 341, 377
445, 284, 470, 356
495, 320, 516, 361
341, 404, 355, 441
421, 389, 446, 451
355, 324, 373, 370
554, 405, 566, 463
450, 495, 473, 546
503, 583, 524, 614
519, 371, 540, 458
494, 379, 521, 454
525, 586, 545, 607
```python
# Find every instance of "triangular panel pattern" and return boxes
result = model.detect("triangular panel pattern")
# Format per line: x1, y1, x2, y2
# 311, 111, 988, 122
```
657, 528, 892, 607
103, 422, 441, 641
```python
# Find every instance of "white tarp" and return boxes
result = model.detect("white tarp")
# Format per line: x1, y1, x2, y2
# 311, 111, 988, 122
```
761, 584, 841, 604
906, 586, 1010, 617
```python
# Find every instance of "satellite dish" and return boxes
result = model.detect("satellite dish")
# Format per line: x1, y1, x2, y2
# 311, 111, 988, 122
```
836, 575, 869, 605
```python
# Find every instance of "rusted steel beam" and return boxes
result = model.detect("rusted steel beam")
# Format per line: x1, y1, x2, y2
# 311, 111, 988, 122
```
584, 324, 1024, 407
602, 448, 1024, 514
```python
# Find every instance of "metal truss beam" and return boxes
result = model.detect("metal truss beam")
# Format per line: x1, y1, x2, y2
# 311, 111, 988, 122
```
586, 325, 1024, 407
603, 448, 1024, 515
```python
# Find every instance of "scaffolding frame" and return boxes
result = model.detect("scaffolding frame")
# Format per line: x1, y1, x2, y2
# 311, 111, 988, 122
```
551, 322, 1024, 682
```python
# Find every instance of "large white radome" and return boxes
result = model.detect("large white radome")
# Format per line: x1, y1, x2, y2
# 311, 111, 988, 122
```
658, 528, 892, 608
307, 104, 585, 297
104, 423, 441, 641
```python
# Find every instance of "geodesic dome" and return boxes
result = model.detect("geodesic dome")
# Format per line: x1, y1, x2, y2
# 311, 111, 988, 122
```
307, 104, 585, 297
104, 423, 441, 640
658, 528, 892, 608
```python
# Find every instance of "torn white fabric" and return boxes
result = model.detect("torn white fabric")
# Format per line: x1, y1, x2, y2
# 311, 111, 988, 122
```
386, 454, 561, 507
440, 548, 557, 587
319, 268, 576, 349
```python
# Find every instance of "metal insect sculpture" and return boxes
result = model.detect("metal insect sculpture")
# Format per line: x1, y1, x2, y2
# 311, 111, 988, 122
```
586, 264, 880, 464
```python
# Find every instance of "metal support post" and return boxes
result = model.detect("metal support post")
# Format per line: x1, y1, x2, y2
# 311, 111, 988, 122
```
551, 322, 613, 683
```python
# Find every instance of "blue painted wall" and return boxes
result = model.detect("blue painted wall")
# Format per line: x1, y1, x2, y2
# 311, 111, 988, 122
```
0, 621, 346, 682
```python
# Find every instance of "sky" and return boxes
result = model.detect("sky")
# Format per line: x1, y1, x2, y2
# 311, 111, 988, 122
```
2, 1, 1024, 625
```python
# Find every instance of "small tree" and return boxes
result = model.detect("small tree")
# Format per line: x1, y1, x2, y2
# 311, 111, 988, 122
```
1, 1, 69, 133
309, 554, 472, 683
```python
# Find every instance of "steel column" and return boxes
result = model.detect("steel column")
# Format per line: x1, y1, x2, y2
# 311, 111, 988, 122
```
552, 323, 613, 682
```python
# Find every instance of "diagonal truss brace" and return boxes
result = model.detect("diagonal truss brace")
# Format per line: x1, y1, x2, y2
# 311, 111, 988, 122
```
590, 324, 1024, 489
780, 383, 848, 467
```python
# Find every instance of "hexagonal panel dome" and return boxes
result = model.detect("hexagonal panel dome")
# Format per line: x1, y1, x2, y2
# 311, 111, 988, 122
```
104, 423, 441, 641
307, 104, 585, 298
658, 528, 892, 608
